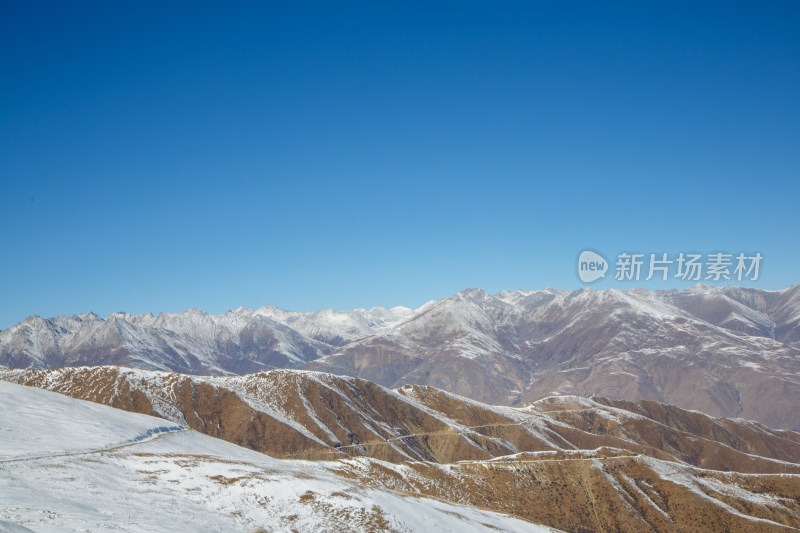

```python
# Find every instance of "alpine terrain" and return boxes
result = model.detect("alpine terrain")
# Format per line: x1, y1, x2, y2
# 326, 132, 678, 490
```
3, 367, 800, 532
3, 285, 800, 428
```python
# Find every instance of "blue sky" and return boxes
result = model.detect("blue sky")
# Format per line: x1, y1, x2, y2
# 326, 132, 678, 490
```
1, 1, 799, 328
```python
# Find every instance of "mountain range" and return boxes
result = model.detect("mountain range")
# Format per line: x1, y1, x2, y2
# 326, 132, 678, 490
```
3, 284, 800, 428
3, 365, 800, 532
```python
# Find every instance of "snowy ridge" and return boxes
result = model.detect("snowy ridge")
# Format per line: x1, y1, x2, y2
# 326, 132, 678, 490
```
0, 302, 422, 374
7, 364, 800, 471
0, 381, 554, 533
0, 381, 185, 461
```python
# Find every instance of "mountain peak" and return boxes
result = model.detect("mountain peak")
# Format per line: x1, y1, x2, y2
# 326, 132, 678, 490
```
453, 287, 491, 303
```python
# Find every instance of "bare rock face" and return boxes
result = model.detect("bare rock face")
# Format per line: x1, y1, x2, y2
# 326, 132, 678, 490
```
3, 285, 800, 429
5, 366, 800, 533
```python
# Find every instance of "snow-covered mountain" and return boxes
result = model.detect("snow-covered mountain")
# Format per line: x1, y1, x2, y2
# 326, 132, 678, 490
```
0, 380, 548, 533
3, 285, 800, 428
0, 305, 415, 374
4, 369, 800, 532
307, 284, 800, 428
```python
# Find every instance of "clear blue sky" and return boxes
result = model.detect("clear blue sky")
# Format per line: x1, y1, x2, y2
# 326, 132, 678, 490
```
2, 1, 799, 328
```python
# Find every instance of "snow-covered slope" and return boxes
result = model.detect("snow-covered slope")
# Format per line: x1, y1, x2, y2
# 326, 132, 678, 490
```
4, 374, 800, 532
0, 381, 551, 533
0, 380, 182, 461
